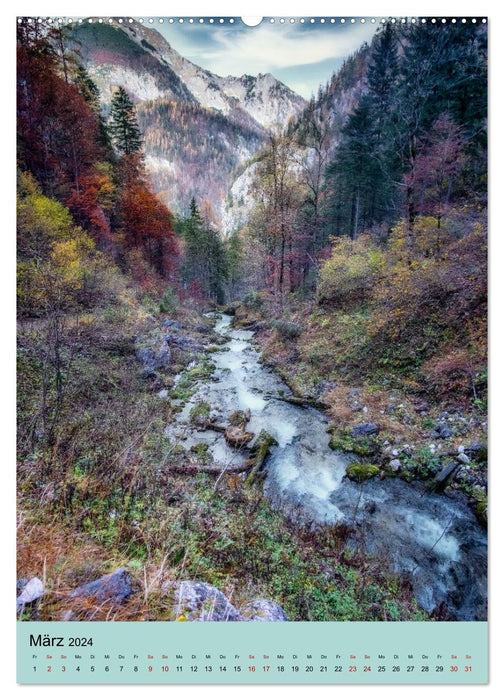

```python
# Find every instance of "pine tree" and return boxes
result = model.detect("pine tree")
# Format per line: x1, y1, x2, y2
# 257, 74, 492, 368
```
109, 87, 142, 156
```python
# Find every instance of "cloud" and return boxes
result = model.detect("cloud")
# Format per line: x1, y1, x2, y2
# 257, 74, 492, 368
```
200, 23, 377, 76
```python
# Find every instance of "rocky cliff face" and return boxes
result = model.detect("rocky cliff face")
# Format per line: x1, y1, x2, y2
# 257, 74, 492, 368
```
72, 20, 306, 219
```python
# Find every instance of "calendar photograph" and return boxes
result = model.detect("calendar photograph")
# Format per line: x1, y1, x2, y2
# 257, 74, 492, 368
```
16, 14, 488, 684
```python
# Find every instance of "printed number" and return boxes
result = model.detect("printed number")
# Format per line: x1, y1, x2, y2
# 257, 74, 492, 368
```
436, 666, 444, 672
46, 666, 51, 673
422, 666, 429, 672
263, 666, 270, 672
291, 666, 299, 672
378, 666, 386, 672
277, 666, 284, 672
249, 666, 256, 672
133, 666, 138, 672
219, 666, 227, 672
450, 666, 459, 672
305, 666, 313, 672
105, 666, 109, 672
234, 666, 241, 672
205, 666, 212, 672
148, 666, 153, 672
407, 666, 414, 672
90, 666, 95, 672
363, 666, 371, 672
334, 665, 343, 672
162, 666, 169, 672
190, 666, 198, 672
62, 666, 66, 672
465, 666, 472, 672
320, 665, 327, 672
392, 666, 400, 672
349, 666, 357, 672
69, 637, 93, 647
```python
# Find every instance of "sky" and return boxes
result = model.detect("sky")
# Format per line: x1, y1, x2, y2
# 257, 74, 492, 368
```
154, 17, 379, 99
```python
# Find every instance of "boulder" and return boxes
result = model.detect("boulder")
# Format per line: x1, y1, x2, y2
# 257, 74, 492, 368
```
16, 577, 44, 613
345, 463, 380, 482
350, 423, 379, 438
69, 567, 131, 603
240, 599, 288, 622
162, 581, 243, 621
136, 337, 171, 375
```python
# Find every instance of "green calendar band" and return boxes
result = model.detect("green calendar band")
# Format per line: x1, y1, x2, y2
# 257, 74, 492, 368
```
17, 621, 488, 684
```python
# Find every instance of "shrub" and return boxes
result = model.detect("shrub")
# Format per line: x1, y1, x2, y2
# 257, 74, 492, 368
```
271, 319, 302, 340
317, 235, 384, 308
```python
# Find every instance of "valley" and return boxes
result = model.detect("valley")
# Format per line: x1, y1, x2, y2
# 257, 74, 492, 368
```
16, 16, 487, 622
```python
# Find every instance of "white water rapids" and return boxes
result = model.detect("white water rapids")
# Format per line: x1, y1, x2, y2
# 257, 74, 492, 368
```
164, 314, 487, 620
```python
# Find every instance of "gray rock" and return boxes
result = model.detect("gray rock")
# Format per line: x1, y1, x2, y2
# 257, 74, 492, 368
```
433, 424, 452, 439
457, 453, 471, 465
167, 334, 205, 352
162, 581, 243, 621
17, 577, 44, 613
389, 459, 401, 472
432, 462, 460, 492
466, 443, 487, 462
350, 423, 379, 437
240, 599, 288, 622
16, 578, 29, 595
69, 567, 131, 603
136, 336, 172, 374
316, 380, 337, 398
164, 319, 181, 330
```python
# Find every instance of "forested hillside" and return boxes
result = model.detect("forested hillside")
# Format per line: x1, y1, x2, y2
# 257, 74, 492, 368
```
17, 18, 487, 623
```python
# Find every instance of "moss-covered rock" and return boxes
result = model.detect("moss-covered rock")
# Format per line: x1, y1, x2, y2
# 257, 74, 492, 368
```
190, 443, 211, 463
189, 401, 211, 425
345, 463, 380, 483
328, 427, 378, 457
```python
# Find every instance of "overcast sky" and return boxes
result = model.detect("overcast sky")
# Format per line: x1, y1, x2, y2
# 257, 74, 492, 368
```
154, 18, 378, 99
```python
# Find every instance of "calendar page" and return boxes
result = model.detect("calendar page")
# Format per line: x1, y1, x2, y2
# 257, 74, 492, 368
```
16, 13, 488, 685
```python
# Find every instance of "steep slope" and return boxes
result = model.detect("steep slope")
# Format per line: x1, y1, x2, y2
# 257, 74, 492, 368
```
222, 43, 372, 235
72, 20, 306, 218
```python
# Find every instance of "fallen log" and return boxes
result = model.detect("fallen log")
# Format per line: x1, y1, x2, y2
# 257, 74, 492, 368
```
271, 394, 329, 410
164, 461, 253, 475
245, 430, 278, 486
198, 421, 227, 433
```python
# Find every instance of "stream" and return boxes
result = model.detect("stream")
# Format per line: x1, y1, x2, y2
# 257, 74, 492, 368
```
165, 314, 487, 620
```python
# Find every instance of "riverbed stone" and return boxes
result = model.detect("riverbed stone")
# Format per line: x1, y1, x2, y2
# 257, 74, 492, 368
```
350, 423, 379, 437
69, 567, 131, 603
345, 463, 380, 482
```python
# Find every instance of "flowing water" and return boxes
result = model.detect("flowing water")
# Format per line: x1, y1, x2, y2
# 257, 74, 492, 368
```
165, 314, 487, 620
